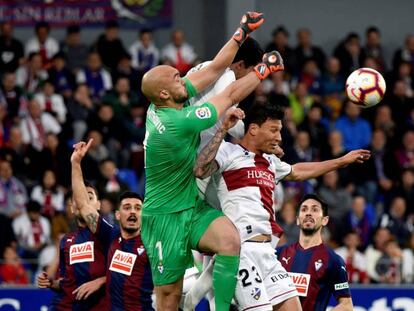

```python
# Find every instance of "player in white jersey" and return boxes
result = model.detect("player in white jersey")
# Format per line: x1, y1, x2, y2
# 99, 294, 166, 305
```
190, 104, 371, 311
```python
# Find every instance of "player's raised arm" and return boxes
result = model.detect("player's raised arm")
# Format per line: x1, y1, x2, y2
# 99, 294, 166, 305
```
194, 108, 245, 179
70, 139, 100, 233
209, 51, 284, 118
286, 149, 371, 181
187, 12, 264, 93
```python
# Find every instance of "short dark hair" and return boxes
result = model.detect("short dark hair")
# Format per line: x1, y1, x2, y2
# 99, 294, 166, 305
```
366, 26, 380, 35
119, 191, 143, 202
67, 24, 80, 34
298, 193, 329, 217
35, 21, 49, 32
105, 20, 119, 29
272, 25, 289, 38
233, 37, 263, 67
244, 103, 284, 133
27, 200, 42, 213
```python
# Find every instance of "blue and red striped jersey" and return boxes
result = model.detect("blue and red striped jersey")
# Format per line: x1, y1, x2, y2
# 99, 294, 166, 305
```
277, 242, 351, 311
50, 226, 107, 311
96, 217, 154, 311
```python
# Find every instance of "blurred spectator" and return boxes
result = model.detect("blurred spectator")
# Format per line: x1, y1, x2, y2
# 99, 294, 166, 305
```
323, 130, 347, 160
100, 197, 115, 225
286, 130, 318, 164
293, 28, 326, 74
378, 196, 412, 246
375, 239, 403, 284
59, 24, 88, 74
51, 193, 77, 240
20, 98, 61, 152
389, 61, 414, 98
288, 82, 314, 124
0, 22, 24, 73
333, 32, 363, 77
394, 130, 414, 170
66, 83, 95, 142
296, 58, 323, 101
317, 170, 352, 231
342, 196, 373, 249
402, 232, 414, 283
365, 227, 392, 282
392, 34, 414, 71
277, 200, 299, 245
16, 52, 48, 94
392, 168, 414, 215
0, 246, 29, 285
47, 52, 76, 99
1, 71, 26, 126
102, 76, 139, 119
335, 231, 369, 283
265, 26, 295, 75
263, 71, 290, 97
335, 100, 372, 151
112, 53, 142, 94
321, 57, 345, 118
81, 130, 109, 182
25, 22, 59, 69
298, 103, 329, 154
0, 214, 16, 262
34, 79, 67, 124
387, 80, 414, 134
362, 26, 387, 73
0, 160, 27, 219
12, 200, 51, 266
87, 103, 128, 165
94, 20, 128, 72
76, 51, 112, 101
31, 170, 65, 218
162, 29, 197, 76
124, 102, 146, 145
373, 105, 396, 140
97, 159, 128, 204
129, 29, 160, 74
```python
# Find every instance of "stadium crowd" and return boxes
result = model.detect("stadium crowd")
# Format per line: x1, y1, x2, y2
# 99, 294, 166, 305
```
0, 20, 413, 287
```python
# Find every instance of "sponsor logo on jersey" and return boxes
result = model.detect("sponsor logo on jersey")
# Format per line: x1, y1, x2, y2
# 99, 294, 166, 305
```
109, 249, 137, 276
69, 241, 94, 265
137, 245, 145, 256
195, 107, 211, 119
251, 287, 261, 300
314, 259, 323, 271
288, 272, 310, 297
334, 282, 349, 291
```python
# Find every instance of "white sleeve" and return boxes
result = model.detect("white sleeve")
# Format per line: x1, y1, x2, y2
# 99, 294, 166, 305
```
271, 156, 292, 183
76, 70, 86, 84
43, 113, 61, 134
215, 142, 233, 173
212, 69, 235, 94
54, 95, 67, 123
102, 70, 113, 90
227, 119, 245, 139
129, 43, 139, 68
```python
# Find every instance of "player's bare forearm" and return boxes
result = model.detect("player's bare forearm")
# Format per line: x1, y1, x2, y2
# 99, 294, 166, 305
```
210, 71, 260, 118
287, 158, 344, 181
188, 39, 239, 93
71, 161, 99, 232
194, 127, 227, 179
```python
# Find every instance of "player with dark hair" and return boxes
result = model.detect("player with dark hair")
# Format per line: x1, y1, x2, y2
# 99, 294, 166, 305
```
71, 140, 153, 311
277, 194, 354, 311
37, 183, 107, 311
140, 11, 287, 311
191, 103, 369, 310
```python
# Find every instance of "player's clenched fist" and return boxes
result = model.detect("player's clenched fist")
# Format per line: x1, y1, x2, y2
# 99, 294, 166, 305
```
233, 12, 264, 46
254, 51, 284, 80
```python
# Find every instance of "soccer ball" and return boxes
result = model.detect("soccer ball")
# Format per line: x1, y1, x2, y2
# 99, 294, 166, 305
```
345, 68, 386, 108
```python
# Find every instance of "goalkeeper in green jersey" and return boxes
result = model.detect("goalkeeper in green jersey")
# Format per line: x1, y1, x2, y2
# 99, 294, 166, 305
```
141, 11, 284, 311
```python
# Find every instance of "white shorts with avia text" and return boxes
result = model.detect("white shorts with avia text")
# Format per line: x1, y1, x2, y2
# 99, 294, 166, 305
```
235, 241, 298, 311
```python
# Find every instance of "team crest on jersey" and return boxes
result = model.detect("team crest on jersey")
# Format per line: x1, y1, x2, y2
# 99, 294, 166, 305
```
109, 249, 137, 276
69, 241, 94, 265
137, 245, 145, 256
195, 107, 211, 119
288, 272, 310, 297
158, 264, 164, 274
251, 287, 261, 300
314, 259, 323, 271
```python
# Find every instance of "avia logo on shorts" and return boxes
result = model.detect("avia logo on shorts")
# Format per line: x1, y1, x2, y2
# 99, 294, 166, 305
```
195, 107, 211, 119
288, 272, 310, 297
109, 249, 137, 276
69, 241, 94, 265
334, 282, 349, 291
